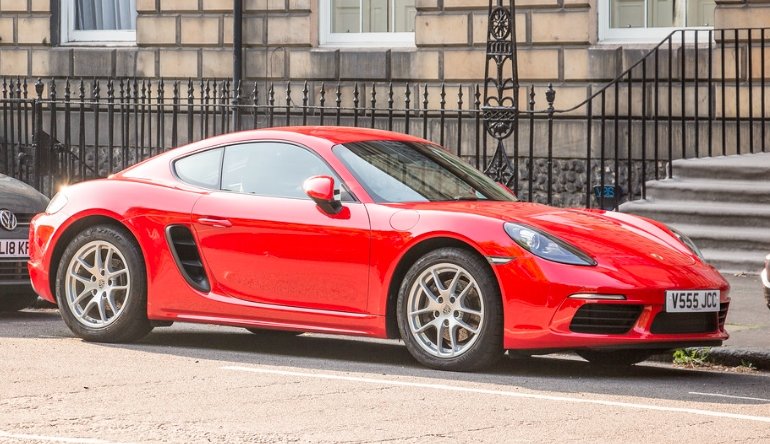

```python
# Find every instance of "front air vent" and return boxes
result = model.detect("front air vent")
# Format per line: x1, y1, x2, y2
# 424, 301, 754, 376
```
166, 225, 210, 292
650, 312, 718, 334
569, 304, 643, 334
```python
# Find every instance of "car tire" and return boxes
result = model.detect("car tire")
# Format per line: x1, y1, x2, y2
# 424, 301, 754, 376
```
55, 224, 153, 343
397, 247, 503, 372
245, 328, 302, 337
576, 349, 654, 367
0, 293, 37, 312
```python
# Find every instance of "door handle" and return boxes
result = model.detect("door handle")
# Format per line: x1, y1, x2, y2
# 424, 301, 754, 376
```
197, 217, 232, 228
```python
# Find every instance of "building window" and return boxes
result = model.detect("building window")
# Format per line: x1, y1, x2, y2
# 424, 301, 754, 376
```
320, 0, 416, 47
61, 0, 137, 44
599, 0, 716, 42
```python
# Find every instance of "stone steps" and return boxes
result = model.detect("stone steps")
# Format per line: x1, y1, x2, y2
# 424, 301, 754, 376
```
620, 152, 770, 273
646, 179, 770, 204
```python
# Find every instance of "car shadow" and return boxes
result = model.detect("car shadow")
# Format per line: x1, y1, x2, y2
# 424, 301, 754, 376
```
113, 324, 770, 406
4, 310, 768, 407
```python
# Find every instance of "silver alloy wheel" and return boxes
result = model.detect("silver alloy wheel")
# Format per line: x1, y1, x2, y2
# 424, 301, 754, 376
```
64, 240, 131, 328
406, 263, 484, 358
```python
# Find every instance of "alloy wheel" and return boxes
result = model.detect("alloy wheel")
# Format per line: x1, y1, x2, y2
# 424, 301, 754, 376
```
64, 240, 131, 328
406, 263, 485, 358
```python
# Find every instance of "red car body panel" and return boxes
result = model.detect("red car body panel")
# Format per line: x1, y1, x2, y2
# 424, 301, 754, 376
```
29, 127, 730, 351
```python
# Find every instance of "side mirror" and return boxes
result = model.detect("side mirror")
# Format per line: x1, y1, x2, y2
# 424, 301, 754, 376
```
303, 175, 342, 214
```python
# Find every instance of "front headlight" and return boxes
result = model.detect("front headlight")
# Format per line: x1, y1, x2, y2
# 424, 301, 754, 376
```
504, 222, 596, 266
46, 191, 68, 214
669, 227, 704, 260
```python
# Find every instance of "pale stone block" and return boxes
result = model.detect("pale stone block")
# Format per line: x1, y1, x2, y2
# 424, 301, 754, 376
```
0, 17, 13, 44
137, 16, 177, 45
244, 48, 285, 78
181, 16, 220, 45
289, 0, 310, 10
340, 51, 387, 79
136, 0, 156, 11
531, 10, 592, 44
472, 12, 525, 45
201, 50, 231, 77
289, 49, 337, 79
391, 51, 440, 80
518, 48, 560, 80
136, 50, 157, 77
30, 0, 49, 12
444, 0, 488, 8
74, 49, 113, 77
245, 0, 287, 10
415, 14, 469, 45
563, 48, 589, 80
715, 5, 770, 29
202, 0, 232, 10
159, 50, 199, 77
160, 0, 199, 11
31, 48, 72, 77
0, 0, 27, 12
267, 15, 311, 45
17, 17, 49, 45
749, 46, 770, 80
0, 49, 27, 76
225, 15, 265, 44
415, 0, 439, 9
443, 49, 484, 80
514, 0, 560, 6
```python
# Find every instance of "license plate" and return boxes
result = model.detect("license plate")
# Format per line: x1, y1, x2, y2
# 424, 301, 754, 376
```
665, 290, 720, 313
0, 239, 29, 258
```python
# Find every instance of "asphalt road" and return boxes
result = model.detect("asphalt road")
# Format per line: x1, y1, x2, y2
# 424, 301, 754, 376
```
1, 310, 769, 444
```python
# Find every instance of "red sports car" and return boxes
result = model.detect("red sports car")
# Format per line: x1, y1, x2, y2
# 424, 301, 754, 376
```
28, 127, 729, 371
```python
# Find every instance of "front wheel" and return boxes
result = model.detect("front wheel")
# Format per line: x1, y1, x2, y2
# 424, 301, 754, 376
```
397, 248, 503, 372
56, 225, 153, 343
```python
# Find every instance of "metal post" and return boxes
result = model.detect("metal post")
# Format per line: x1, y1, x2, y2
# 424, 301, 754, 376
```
232, 0, 243, 130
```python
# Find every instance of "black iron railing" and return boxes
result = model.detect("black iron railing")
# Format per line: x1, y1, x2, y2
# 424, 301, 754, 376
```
1, 28, 769, 205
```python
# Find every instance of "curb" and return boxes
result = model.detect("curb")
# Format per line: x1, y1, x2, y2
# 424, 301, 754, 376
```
693, 347, 770, 371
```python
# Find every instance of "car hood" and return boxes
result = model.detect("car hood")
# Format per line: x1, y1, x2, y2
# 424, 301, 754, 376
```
0, 174, 49, 213
393, 201, 697, 267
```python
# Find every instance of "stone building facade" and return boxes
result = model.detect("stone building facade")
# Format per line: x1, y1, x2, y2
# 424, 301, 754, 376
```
0, 0, 766, 110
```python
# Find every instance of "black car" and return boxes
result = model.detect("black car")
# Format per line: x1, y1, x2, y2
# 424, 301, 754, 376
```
0, 174, 48, 311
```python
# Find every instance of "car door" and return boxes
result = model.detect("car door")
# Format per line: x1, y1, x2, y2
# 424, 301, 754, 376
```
190, 141, 371, 314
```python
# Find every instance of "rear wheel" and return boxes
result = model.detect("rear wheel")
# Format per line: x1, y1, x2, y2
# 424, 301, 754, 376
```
397, 248, 503, 372
56, 225, 153, 343
577, 349, 654, 367
0, 293, 36, 312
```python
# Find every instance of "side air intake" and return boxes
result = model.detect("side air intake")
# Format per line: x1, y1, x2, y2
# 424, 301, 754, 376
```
166, 225, 210, 292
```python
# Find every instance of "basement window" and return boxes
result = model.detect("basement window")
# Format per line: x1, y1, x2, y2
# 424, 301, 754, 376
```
599, 0, 716, 42
61, 0, 137, 45
320, 0, 416, 48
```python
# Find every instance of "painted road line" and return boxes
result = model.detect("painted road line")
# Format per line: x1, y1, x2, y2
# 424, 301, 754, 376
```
223, 365, 770, 424
689, 392, 770, 402
0, 431, 121, 443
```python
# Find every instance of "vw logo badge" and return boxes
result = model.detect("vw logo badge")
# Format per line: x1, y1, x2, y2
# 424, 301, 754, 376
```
0, 209, 18, 231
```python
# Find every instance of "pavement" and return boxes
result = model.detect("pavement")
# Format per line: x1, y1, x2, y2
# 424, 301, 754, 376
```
690, 273, 770, 370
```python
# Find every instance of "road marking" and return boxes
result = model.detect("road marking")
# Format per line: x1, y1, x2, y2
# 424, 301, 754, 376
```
0, 431, 119, 443
689, 392, 770, 402
223, 365, 770, 424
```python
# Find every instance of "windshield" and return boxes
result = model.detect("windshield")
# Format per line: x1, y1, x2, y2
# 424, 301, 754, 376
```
333, 140, 516, 203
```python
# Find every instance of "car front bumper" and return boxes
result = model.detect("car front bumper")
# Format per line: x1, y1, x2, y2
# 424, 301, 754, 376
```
494, 255, 730, 352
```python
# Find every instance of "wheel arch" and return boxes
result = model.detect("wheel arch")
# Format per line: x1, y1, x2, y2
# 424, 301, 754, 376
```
48, 214, 143, 299
384, 236, 500, 339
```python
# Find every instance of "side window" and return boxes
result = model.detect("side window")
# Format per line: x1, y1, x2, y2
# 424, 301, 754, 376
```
221, 142, 344, 200
174, 148, 223, 189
